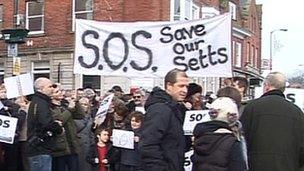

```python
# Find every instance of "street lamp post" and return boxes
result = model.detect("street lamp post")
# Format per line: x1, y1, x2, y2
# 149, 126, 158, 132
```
270, 29, 288, 71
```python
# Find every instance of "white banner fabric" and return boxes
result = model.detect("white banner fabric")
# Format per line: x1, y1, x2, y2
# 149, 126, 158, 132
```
74, 13, 232, 77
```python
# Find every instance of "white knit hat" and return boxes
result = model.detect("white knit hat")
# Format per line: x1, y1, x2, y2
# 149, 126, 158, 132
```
209, 97, 239, 124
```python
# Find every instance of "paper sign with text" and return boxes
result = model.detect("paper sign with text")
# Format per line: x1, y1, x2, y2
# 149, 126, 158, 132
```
4, 73, 34, 99
184, 150, 194, 171
0, 115, 18, 144
255, 87, 304, 111
94, 93, 114, 124
74, 13, 232, 77
112, 129, 134, 149
183, 110, 211, 135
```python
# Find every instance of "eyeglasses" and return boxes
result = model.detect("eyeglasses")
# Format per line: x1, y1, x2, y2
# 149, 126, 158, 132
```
49, 84, 57, 88
133, 96, 142, 99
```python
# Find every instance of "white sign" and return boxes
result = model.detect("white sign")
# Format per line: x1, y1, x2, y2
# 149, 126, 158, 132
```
255, 87, 304, 111
112, 129, 134, 149
94, 93, 114, 123
74, 13, 232, 77
0, 115, 18, 144
183, 110, 211, 135
7, 43, 18, 57
4, 73, 34, 99
135, 106, 145, 114
184, 150, 194, 171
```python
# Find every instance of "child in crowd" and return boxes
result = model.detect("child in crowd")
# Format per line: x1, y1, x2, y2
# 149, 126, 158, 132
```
119, 111, 144, 171
88, 127, 120, 171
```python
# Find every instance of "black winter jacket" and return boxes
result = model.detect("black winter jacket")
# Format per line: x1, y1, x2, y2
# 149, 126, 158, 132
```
139, 87, 185, 171
26, 91, 63, 157
191, 121, 246, 171
241, 89, 304, 171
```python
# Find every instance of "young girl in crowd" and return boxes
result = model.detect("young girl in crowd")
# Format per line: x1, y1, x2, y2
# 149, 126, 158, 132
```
119, 111, 144, 171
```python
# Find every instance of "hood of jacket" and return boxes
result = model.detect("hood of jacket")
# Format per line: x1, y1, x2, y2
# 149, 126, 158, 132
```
144, 87, 177, 109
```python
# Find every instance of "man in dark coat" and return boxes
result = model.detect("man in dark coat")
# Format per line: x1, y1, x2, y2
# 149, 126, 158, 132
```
26, 77, 63, 171
139, 69, 189, 171
241, 72, 304, 171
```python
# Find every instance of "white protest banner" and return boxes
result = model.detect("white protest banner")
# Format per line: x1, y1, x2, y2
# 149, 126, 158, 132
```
183, 110, 211, 135
112, 129, 134, 149
74, 13, 232, 77
184, 150, 194, 171
94, 93, 114, 124
4, 73, 34, 99
0, 115, 18, 144
255, 87, 304, 111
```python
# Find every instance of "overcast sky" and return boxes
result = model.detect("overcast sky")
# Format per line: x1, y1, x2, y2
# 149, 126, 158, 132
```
256, 0, 304, 76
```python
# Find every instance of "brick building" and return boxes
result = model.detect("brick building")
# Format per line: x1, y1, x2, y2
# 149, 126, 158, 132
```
0, 0, 262, 96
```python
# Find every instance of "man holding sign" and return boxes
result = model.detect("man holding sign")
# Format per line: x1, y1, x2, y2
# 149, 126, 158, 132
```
139, 69, 189, 171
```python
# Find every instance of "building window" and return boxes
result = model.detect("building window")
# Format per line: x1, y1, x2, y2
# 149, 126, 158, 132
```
172, 0, 196, 21
251, 45, 255, 66
72, 0, 93, 31
229, 2, 236, 20
82, 75, 100, 91
235, 42, 242, 67
26, 1, 44, 34
0, 5, 3, 31
201, 7, 219, 19
184, 0, 191, 20
31, 61, 50, 81
0, 63, 4, 82
255, 48, 258, 68
192, 4, 199, 19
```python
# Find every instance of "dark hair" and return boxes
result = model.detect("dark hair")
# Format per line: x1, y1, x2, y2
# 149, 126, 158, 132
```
95, 127, 111, 137
217, 86, 242, 107
164, 68, 188, 89
130, 111, 144, 122
186, 83, 202, 99
233, 77, 248, 92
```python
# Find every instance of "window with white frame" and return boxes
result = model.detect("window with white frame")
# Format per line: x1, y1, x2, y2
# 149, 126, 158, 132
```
173, 0, 180, 21
235, 42, 242, 67
255, 48, 258, 67
172, 0, 197, 21
192, 4, 199, 20
229, 2, 236, 20
0, 5, 3, 31
184, 0, 191, 20
31, 61, 50, 81
251, 45, 255, 65
26, 1, 44, 34
0, 63, 4, 82
72, 0, 93, 31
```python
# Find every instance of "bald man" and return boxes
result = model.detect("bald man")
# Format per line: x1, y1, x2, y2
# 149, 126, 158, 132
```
27, 77, 63, 171
240, 72, 304, 171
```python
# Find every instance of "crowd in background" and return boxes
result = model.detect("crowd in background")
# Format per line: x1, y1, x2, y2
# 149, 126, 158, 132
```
0, 69, 303, 171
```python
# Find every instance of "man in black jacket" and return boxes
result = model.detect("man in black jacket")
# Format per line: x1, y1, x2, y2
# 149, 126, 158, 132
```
241, 72, 304, 171
139, 69, 189, 171
27, 77, 63, 171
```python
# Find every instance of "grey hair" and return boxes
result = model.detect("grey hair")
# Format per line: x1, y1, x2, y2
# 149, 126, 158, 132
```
264, 72, 286, 92
34, 77, 49, 91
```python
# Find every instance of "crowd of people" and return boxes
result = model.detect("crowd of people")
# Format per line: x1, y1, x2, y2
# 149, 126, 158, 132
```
0, 69, 304, 171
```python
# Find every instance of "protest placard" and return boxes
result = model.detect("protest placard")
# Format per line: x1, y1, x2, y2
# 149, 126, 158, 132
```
255, 87, 304, 111
183, 110, 211, 135
94, 93, 114, 125
184, 150, 194, 171
74, 13, 232, 77
0, 115, 18, 144
112, 129, 134, 149
4, 73, 34, 99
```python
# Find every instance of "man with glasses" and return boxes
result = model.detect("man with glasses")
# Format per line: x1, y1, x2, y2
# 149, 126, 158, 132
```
27, 77, 63, 171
